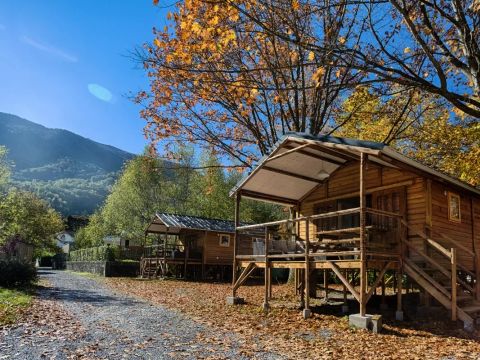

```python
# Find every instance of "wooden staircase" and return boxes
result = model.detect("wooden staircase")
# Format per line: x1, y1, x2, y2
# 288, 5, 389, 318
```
140, 257, 164, 279
401, 220, 479, 330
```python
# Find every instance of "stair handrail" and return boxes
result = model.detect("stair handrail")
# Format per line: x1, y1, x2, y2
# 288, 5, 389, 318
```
400, 219, 460, 321
425, 225, 475, 257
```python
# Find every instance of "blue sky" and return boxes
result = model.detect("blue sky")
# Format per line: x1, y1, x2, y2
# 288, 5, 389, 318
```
0, 1, 169, 154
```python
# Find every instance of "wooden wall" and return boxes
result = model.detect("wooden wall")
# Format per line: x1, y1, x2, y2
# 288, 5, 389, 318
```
203, 231, 234, 265
428, 180, 478, 270
298, 161, 423, 241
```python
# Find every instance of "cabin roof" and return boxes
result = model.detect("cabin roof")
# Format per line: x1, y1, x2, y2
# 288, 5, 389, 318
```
145, 213, 235, 234
230, 132, 480, 204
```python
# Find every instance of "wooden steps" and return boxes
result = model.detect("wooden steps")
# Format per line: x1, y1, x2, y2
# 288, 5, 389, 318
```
460, 304, 480, 314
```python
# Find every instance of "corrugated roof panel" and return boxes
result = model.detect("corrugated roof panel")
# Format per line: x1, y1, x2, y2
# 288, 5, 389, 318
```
155, 213, 236, 233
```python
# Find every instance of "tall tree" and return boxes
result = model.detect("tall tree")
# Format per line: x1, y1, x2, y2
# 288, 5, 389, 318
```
0, 190, 64, 252
138, 0, 362, 168
0, 146, 10, 192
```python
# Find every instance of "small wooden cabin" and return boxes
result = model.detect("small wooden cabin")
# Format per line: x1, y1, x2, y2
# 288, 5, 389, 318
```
141, 213, 235, 280
229, 133, 480, 330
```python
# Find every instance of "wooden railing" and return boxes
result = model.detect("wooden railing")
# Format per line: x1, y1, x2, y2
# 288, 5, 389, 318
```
400, 219, 465, 321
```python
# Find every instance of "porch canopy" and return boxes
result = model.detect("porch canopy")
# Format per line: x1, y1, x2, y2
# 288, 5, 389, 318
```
145, 213, 236, 235
230, 132, 480, 205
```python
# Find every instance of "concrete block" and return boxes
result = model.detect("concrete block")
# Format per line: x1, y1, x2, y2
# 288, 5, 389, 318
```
349, 313, 383, 333
226, 296, 244, 305
262, 302, 270, 312
341, 305, 349, 314
349, 313, 371, 329
395, 310, 404, 321
302, 308, 312, 319
371, 314, 382, 334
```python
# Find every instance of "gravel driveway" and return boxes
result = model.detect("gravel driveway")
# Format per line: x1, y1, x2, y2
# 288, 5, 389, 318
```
0, 270, 282, 359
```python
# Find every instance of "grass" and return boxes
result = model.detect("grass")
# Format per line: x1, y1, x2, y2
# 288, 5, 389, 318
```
0, 287, 33, 326
67, 270, 101, 279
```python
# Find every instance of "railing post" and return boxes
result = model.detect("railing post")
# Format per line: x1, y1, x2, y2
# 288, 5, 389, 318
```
303, 218, 311, 318
451, 248, 457, 321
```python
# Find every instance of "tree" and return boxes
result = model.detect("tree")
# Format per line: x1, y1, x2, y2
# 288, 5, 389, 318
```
215, 0, 480, 120
137, 0, 362, 168
0, 146, 10, 192
0, 190, 64, 252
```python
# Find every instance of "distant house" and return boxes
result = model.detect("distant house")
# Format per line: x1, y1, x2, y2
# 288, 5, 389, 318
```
0, 237, 34, 263
56, 231, 75, 253
141, 213, 236, 280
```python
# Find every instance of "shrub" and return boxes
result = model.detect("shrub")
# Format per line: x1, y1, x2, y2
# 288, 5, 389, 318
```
0, 261, 37, 288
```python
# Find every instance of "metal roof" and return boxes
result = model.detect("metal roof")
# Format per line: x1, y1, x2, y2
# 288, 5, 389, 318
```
230, 132, 480, 204
146, 213, 236, 234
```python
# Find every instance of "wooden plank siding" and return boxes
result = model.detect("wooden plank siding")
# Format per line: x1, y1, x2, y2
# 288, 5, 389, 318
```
428, 181, 476, 270
204, 232, 234, 265
298, 161, 423, 241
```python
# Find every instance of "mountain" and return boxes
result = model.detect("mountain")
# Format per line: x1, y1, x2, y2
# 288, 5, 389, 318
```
0, 112, 135, 215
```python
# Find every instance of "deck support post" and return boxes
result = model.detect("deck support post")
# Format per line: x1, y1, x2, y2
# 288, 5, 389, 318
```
342, 270, 349, 313
263, 227, 270, 311
232, 194, 241, 299
359, 152, 368, 317
324, 270, 329, 301
380, 273, 387, 310
471, 198, 479, 301
396, 270, 404, 321
303, 219, 311, 319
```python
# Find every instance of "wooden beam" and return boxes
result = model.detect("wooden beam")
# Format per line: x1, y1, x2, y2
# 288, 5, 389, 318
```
451, 248, 457, 321
305, 180, 414, 204
262, 166, 322, 183
264, 227, 269, 308
359, 152, 368, 316
328, 261, 360, 302
472, 198, 480, 300
240, 190, 298, 206
266, 143, 312, 162
283, 144, 346, 165
365, 262, 391, 303
232, 194, 241, 297
305, 219, 311, 310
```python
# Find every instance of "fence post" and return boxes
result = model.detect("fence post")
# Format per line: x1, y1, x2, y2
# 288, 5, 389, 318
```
451, 248, 457, 321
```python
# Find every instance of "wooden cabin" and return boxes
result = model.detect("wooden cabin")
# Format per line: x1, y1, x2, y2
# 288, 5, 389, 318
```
229, 133, 480, 330
141, 213, 235, 280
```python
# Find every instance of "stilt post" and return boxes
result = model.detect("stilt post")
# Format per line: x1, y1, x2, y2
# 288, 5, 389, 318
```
232, 194, 241, 297
359, 152, 368, 316
303, 219, 311, 318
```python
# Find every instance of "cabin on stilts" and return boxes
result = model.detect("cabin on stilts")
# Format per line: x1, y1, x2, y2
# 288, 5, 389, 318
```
140, 213, 235, 280
229, 133, 480, 331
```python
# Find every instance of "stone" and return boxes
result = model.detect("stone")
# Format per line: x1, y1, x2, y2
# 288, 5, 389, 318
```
395, 310, 404, 321
349, 313, 371, 329
302, 308, 312, 319
226, 296, 244, 305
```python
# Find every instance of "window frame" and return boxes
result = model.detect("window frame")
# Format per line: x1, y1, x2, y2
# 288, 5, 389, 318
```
447, 192, 461, 223
219, 234, 231, 247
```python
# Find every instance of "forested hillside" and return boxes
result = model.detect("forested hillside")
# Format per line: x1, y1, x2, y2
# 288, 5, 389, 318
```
0, 113, 134, 215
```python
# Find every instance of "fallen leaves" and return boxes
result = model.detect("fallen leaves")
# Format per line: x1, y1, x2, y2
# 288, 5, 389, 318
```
105, 278, 480, 359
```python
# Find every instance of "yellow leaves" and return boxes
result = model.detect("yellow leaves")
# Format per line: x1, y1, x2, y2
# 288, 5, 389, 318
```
307, 51, 315, 61
404, 47, 411, 54
153, 38, 161, 48
338, 37, 346, 45
191, 21, 202, 34
313, 67, 326, 84
292, 0, 300, 11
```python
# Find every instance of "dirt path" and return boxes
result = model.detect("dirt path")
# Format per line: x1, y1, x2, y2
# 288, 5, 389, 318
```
0, 270, 282, 359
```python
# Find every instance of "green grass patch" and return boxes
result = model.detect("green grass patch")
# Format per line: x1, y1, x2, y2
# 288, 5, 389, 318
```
67, 270, 101, 279
0, 287, 33, 326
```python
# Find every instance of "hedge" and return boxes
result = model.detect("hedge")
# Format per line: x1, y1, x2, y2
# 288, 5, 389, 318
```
0, 261, 37, 287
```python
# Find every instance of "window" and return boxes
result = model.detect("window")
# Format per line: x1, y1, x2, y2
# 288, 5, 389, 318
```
448, 192, 461, 222
219, 234, 230, 247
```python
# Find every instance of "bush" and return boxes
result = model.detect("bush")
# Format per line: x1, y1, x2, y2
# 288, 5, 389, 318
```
0, 261, 37, 288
